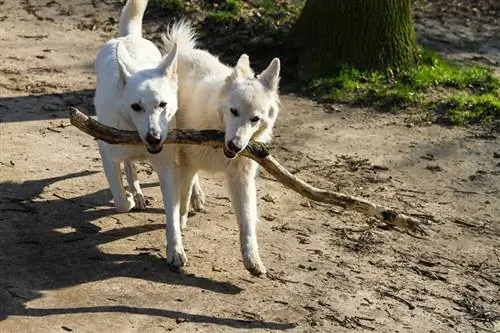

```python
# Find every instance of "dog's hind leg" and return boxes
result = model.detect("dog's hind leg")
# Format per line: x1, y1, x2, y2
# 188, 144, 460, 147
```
190, 173, 205, 213
226, 162, 266, 276
179, 167, 199, 230
124, 160, 146, 210
99, 147, 135, 213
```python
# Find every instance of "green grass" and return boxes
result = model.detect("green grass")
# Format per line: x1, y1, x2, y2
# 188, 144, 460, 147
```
303, 50, 500, 125
251, 0, 303, 18
437, 93, 500, 125
149, 0, 302, 22
149, 0, 185, 13
402, 50, 499, 93
204, 0, 242, 21
304, 67, 423, 108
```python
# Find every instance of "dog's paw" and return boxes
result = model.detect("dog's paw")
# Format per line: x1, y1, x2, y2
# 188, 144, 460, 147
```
133, 192, 146, 210
167, 246, 187, 271
190, 186, 205, 212
180, 214, 188, 230
243, 253, 266, 276
114, 192, 136, 213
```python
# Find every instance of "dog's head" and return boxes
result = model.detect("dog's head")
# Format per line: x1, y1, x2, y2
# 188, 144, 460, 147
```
116, 41, 179, 154
220, 54, 281, 159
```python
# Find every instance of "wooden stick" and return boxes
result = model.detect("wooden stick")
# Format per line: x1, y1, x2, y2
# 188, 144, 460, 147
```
69, 107, 426, 233
68, 107, 270, 158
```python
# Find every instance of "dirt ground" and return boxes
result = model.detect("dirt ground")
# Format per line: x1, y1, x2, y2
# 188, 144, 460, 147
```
0, 1, 499, 332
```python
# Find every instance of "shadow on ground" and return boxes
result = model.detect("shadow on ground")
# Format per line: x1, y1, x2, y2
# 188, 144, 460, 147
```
0, 89, 94, 123
0, 170, 294, 330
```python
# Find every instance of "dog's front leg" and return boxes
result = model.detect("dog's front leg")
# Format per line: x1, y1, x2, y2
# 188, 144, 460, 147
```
226, 163, 266, 276
150, 151, 187, 270
98, 143, 135, 212
179, 166, 199, 230
189, 174, 205, 213
124, 160, 146, 210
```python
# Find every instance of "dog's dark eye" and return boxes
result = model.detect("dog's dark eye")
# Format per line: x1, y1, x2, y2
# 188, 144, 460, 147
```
159, 101, 167, 108
250, 116, 260, 123
230, 108, 239, 117
131, 103, 143, 112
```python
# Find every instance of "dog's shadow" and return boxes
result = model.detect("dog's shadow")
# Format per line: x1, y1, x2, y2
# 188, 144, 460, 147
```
0, 90, 96, 123
0, 170, 294, 330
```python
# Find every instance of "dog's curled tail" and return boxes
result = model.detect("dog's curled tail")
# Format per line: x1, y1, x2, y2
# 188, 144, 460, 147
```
161, 19, 197, 53
119, 0, 148, 37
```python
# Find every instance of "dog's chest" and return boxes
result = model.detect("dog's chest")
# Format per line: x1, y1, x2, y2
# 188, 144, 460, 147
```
102, 143, 148, 162
181, 146, 233, 172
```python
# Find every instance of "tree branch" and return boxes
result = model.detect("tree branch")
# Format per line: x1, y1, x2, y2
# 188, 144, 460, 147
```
69, 107, 427, 234
69, 107, 270, 158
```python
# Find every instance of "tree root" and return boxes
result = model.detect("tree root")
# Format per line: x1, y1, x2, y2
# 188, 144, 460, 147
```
69, 107, 427, 234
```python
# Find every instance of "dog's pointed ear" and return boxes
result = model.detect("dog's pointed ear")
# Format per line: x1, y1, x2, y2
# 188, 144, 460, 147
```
258, 58, 280, 91
158, 42, 178, 81
228, 54, 254, 82
236, 54, 250, 70
116, 41, 139, 82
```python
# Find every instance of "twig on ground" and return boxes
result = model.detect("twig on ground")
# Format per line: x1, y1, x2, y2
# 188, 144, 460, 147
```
69, 107, 428, 233
325, 313, 376, 330
378, 290, 415, 310
53, 193, 76, 203
447, 186, 479, 195
452, 218, 482, 229
265, 271, 299, 284
412, 266, 448, 282
46, 127, 62, 133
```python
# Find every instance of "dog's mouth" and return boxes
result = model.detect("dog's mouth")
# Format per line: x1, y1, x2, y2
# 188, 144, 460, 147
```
146, 144, 163, 154
223, 147, 237, 159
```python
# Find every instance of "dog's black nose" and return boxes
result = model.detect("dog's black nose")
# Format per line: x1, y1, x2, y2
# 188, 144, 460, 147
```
227, 140, 242, 153
146, 131, 161, 145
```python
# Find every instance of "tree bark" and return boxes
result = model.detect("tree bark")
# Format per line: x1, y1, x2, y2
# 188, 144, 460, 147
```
292, 0, 419, 79
69, 108, 426, 234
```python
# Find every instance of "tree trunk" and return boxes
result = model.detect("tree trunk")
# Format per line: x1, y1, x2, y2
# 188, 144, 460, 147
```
292, 0, 419, 79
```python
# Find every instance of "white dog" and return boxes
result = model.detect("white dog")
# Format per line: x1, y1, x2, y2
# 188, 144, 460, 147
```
94, 0, 186, 268
162, 21, 281, 275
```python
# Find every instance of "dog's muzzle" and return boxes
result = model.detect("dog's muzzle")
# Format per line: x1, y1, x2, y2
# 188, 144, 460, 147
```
145, 130, 163, 154
224, 140, 243, 159
223, 147, 237, 159
147, 144, 163, 154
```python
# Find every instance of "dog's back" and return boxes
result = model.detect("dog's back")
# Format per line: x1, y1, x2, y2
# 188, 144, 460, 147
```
161, 22, 230, 132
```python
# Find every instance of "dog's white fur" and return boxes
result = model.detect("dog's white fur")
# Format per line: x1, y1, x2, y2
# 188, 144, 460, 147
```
162, 21, 281, 275
94, 0, 186, 268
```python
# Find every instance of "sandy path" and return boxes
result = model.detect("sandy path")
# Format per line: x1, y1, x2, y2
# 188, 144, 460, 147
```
1, 1, 499, 332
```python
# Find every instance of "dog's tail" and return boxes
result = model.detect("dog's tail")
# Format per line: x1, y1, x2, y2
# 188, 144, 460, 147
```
161, 19, 197, 53
119, 0, 148, 37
